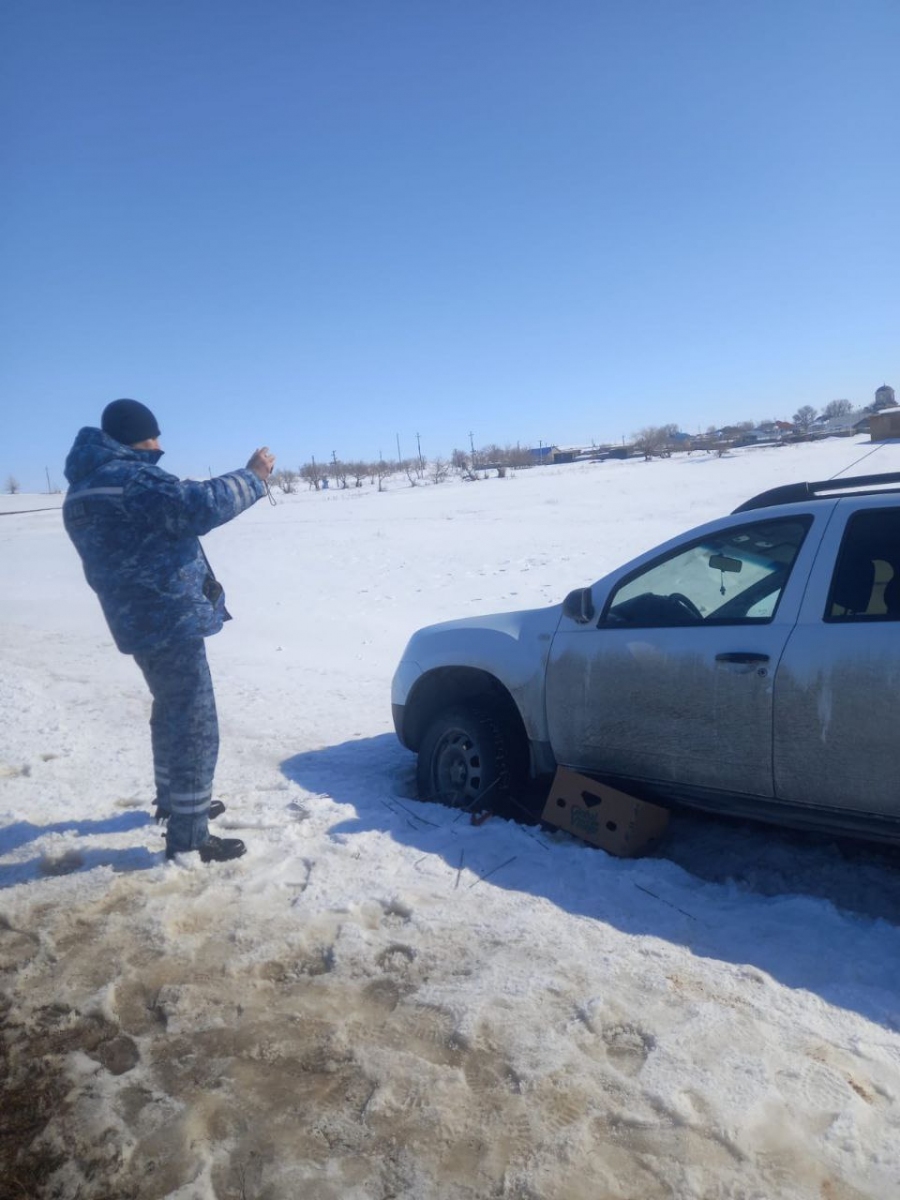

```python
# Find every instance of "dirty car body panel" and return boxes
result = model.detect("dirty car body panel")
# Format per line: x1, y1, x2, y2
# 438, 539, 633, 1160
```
392, 473, 900, 843
545, 504, 827, 801
774, 496, 900, 819
392, 606, 561, 760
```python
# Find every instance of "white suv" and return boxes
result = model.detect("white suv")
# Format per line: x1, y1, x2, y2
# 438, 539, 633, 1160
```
392, 471, 900, 844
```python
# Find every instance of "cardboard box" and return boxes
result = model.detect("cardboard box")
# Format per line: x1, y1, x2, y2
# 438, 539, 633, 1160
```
542, 767, 670, 857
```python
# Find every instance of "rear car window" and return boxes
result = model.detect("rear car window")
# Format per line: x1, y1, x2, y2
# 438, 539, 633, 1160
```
826, 508, 900, 621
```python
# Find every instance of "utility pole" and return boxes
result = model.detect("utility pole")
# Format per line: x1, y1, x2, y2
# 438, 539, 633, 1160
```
396, 433, 402, 466
416, 431, 423, 472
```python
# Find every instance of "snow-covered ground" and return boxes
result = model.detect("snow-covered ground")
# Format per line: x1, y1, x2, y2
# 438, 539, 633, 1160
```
3, 438, 900, 1199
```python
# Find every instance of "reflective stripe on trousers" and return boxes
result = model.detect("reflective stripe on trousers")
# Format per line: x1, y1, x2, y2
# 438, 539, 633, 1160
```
133, 637, 219, 852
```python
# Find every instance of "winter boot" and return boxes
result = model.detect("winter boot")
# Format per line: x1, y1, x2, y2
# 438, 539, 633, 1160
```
166, 834, 247, 863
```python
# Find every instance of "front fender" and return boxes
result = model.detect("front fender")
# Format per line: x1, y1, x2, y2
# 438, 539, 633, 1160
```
393, 605, 561, 746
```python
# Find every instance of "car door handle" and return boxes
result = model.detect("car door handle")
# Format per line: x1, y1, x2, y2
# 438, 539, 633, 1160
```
715, 651, 770, 664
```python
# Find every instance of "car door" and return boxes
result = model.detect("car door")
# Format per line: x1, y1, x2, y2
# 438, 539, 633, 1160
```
545, 510, 823, 799
774, 500, 900, 815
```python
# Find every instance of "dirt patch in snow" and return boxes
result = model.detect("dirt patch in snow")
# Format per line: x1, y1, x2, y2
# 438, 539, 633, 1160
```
0, 868, 883, 1200
0, 876, 680, 1200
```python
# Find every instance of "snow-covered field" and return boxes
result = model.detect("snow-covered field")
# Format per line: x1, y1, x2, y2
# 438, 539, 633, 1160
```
3, 438, 900, 1200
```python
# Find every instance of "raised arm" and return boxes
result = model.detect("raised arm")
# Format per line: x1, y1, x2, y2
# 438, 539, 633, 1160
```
132, 448, 276, 538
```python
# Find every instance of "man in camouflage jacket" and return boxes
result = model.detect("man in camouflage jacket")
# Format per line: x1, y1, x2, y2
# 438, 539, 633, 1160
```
63, 398, 275, 863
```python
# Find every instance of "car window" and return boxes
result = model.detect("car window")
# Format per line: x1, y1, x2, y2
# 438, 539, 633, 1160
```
601, 516, 812, 627
826, 509, 900, 622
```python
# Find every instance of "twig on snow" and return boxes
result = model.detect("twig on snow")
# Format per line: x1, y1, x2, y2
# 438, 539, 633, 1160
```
451, 774, 503, 821
455, 850, 464, 889
469, 855, 517, 889
380, 796, 440, 827
634, 883, 697, 920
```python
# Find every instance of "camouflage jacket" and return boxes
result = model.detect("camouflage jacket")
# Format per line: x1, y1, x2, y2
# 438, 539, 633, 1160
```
63, 427, 265, 654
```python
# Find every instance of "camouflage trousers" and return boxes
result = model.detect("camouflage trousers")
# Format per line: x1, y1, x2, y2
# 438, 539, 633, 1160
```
133, 638, 219, 853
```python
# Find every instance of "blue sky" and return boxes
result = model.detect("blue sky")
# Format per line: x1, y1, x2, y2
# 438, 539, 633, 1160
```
2, 0, 898, 488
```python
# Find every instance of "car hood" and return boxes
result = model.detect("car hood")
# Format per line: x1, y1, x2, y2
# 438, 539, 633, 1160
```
403, 602, 562, 650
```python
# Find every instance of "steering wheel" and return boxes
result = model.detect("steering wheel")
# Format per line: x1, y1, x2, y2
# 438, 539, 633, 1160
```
668, 592, 703, 620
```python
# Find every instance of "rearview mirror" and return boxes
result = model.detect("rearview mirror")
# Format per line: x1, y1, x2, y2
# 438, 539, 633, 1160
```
709, 554, 742, 574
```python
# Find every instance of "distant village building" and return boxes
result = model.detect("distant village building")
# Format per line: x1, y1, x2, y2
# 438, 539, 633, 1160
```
870, 408, 900, 441
812, 410, 871, 438
869, 383, 899, 440
740, 422, 790, 445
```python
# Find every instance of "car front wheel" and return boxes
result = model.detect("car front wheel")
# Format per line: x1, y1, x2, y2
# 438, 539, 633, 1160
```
416, 706, 512, 810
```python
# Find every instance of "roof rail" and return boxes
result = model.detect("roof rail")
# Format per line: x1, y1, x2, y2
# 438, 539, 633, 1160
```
733, 471, 900, 514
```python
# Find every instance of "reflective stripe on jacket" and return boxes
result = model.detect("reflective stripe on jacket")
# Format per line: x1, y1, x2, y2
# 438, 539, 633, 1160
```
63, 427, 265, 653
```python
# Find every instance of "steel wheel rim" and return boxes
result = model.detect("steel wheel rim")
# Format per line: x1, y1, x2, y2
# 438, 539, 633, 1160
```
432, 727, 483, 805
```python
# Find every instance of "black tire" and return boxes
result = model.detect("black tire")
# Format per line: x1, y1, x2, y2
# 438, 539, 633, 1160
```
416, 705, 512, 810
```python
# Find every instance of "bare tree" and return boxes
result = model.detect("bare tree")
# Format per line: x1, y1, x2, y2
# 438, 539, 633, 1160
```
632, 426, 672, 460
331, 457, 349, 489
402, 458, 419, 487
792, 405, 818, 431
506, 443, 532, 469
479, 443, 509, 476
372, 459, 394, 492
450, 447, 478, 481
822, 399, 853, 420
429, 457, 450, 484
347, 461, 368, 487
300, 460, 323, 490
5, 475, 20, 494
273, 468, 298, 494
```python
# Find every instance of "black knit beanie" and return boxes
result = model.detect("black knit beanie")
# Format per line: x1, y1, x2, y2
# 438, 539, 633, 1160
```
101, 399, 161, 446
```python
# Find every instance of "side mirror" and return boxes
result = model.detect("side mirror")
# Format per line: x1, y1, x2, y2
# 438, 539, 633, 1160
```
562, 587, 595, 624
